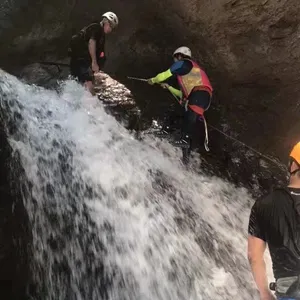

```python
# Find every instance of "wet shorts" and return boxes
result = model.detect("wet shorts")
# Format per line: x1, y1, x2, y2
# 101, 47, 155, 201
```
70, 58, 94, 84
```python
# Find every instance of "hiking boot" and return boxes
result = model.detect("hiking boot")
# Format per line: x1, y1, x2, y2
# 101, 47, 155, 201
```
152, 126, 171, 137
172, 135, 190, 149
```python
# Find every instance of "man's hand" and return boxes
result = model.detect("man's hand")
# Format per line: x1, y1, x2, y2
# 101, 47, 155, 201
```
248, 236, 273, 300
147, 78, 155, 85
91, 61, 100, 73
160, 83, 169, 89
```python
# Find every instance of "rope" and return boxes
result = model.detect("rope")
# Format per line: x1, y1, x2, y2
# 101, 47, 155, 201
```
204, 121, 286, 169
166, 90, 285, 169
127, 76, 149, 82
203, 116, 210, 152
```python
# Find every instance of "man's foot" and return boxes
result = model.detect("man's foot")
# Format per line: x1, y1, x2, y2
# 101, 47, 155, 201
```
154, 127, 170, 137
172, 135, 190, 149
147, 125, 171, 137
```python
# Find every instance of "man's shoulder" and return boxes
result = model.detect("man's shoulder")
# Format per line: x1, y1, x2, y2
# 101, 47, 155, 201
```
85, 22, 102, 33
88, 20, 101, 26
255, 187, 289, 207
183, 59, 194, 67
82, 22, 103, 42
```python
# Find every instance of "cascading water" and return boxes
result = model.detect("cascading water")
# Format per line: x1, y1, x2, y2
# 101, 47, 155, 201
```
0, 69, 274, 300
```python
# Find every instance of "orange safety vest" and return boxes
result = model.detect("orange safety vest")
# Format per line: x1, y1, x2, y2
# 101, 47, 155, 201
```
177, 59, 213, 115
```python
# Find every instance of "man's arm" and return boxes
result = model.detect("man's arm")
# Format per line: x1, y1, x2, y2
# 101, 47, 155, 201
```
248, 236, 271, 298
88, 39, 98, 65
149, 60, 192, 85
166, 85, 182, 99
88, 38, 100, 73
150, 69, 173, 84
248, 200, 275, 300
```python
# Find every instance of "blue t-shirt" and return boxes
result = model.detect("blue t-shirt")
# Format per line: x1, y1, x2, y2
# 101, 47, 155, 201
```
169, 60, 193, 76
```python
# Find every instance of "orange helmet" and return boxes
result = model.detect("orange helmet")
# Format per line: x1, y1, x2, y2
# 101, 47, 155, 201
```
290, 142, 300, 164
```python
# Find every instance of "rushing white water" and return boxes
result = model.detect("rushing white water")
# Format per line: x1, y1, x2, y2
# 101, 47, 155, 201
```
0, 69, 274, 300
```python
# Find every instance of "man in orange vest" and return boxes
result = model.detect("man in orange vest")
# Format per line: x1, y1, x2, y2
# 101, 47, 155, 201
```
148, 46, 213, 150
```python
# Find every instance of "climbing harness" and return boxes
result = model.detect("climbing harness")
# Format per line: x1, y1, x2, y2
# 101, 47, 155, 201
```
270, 275, 300, 299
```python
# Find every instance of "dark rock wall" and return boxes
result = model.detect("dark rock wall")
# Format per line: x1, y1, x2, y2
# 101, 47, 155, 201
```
1, 0, 300, 159
1, 1, 298, 298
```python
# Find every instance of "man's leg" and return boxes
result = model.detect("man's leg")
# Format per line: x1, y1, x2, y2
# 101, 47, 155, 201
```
70, 58, 95, 95
172, 91, 211, 149
186, 90, 211, 150
182, 108, 198, 142
84, 81, 95, 96
78, 61, 95, 95
172, 108, 197, 148
69, 57, 78, 79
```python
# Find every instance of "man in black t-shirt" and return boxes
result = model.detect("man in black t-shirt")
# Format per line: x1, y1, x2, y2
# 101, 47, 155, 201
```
248, 142, 300, 300
68, 11, 119, 95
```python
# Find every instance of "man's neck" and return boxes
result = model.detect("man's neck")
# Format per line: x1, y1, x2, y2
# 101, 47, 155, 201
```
288, 176, 300, 188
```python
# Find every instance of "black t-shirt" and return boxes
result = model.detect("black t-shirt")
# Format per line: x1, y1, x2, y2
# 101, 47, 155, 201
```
248, 187, 300, 279
69, 22, 105, 60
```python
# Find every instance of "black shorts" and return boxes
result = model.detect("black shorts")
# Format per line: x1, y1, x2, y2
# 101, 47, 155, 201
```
70, 58, 94, 84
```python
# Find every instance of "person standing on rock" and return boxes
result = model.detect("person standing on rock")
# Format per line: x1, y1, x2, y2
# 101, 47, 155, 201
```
248, 141, 300, 300
68, 12, 119, 95
147, 46, 213, 150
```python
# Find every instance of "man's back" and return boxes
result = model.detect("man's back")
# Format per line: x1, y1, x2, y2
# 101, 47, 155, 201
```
69, 22, 105, 60
249, 188, 300, 279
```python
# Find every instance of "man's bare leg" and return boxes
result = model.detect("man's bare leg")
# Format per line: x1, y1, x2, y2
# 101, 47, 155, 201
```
84, 81, 95, 96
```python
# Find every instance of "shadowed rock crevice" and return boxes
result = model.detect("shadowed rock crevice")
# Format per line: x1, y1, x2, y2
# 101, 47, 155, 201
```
0, 126, 32, 300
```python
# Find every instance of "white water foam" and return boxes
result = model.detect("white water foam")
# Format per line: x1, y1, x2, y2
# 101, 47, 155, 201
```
0, 69, 274, 300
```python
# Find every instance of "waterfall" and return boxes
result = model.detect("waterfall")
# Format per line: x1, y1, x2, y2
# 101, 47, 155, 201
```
0, 69, 273, 300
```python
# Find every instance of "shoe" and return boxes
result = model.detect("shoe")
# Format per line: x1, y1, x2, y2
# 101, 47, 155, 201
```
152, 126, 171, 137
154, 129, 169, 137
172, 135, 190, 149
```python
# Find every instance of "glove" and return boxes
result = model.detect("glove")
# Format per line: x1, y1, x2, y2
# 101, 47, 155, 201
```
147, 78, 155, 85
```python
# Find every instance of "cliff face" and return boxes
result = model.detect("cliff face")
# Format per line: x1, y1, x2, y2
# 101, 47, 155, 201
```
1, 2, 297, 298
1, 0, 300, 159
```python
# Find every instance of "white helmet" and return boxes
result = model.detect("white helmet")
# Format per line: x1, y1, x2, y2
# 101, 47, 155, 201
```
102, 12, 119, 28
173, 46, 192, 58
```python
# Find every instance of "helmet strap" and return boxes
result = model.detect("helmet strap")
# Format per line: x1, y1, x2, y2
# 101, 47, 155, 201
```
289, 159, 300, 175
